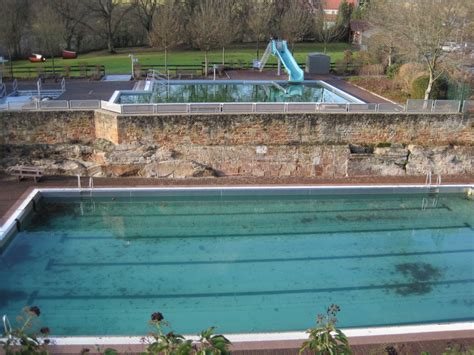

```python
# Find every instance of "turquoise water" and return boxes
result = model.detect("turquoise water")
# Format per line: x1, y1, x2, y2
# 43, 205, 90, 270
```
0, 191, 473, 336
118, 82, 351, 104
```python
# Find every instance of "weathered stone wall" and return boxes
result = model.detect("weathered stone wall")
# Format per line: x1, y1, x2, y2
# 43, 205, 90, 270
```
0, 110, 472, 178
0, 110, 95, 145
114, 112, 472, 146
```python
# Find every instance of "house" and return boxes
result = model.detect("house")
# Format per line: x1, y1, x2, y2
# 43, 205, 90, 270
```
305, 0, 361, 24
350, 20, 371, 49
321, 0, 360, 16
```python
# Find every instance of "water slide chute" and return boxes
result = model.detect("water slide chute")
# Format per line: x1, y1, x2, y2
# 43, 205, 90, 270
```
259, 40, 304, 82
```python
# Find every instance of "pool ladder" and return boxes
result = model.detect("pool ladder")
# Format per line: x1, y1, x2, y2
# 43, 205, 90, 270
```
422, 171, 441, 210
2, 315, 12, 339
76, 175, 94, 189
425, 171, 441, 191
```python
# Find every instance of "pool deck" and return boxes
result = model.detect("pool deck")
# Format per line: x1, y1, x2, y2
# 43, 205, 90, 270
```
1, 174, 473, 226
4, 71, 390, 104
1, 174, 473, 354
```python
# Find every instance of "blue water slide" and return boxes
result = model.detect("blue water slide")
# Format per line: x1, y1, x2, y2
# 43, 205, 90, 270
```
271, 40, 304, 82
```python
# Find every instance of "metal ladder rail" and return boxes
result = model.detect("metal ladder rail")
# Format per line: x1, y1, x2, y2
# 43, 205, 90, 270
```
3, 315, 12, 339
271, 81, 287, 94
0, 83, 6, 98
259, 42, 272, 72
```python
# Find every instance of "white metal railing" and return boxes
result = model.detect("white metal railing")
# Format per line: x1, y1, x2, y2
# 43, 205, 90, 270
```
406, 99, 434, 112
0, 99, 101, 111
69, 100, 101, 110
38, 100, 69, 110
0, 99, 469, 115
462, 100, 473, 113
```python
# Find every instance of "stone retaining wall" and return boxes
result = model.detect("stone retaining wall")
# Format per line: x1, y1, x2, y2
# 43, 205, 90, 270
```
0, 110, 95, 145
0, 110, 472, 178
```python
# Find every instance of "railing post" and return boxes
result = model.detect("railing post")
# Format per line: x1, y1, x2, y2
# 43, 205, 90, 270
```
346, 104, 349, 112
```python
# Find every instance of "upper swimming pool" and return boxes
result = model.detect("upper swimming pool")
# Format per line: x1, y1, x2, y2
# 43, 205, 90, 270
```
116, 80, 362, 104
0, 187, 473, 336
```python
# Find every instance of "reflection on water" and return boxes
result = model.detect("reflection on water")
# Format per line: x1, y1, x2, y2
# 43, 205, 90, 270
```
119, 83, 351, 104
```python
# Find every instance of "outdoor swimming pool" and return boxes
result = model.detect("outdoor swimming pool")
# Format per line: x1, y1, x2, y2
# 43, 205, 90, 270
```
0, 187, 473, 336
116, 80, 361, 104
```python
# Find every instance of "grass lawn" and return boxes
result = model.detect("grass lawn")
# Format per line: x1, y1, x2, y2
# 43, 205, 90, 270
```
8, 42, 350, 77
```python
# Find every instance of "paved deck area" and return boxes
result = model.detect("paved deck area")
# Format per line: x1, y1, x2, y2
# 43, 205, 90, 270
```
3, 70, 390, 103
4, 79, 135, 101
1, 174, 473, 225
35, 333, 474, 354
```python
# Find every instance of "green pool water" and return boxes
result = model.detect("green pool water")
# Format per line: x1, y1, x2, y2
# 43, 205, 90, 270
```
118, 81, 352, 104
0, 190, 473, 336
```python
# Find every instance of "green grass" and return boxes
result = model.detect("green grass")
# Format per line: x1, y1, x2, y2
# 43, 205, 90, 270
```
9, 42, 350, 76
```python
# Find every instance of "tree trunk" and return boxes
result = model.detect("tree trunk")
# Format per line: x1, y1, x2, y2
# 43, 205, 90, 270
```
107, 19, 115, 53
424, 71, 434, 101
323, 41, 327, 53
9, 50, 14, 79
256, 39, 260, 59
222, 47, 225, 66
165, 47, 168, 72
66, 34, 73, 51
204, 51, 208, 77
52, 54, 56, 76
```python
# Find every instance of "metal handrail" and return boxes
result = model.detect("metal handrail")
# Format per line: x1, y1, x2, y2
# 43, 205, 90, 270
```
0, 99, 469, 115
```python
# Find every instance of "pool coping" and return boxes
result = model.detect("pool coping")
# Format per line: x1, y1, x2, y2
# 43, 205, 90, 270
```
2, 183, 473, 249
1, 184, 473, 345
112, 79, 366, 104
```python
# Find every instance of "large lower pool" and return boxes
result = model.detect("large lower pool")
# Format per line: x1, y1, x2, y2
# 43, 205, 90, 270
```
1, 188, 473, 336
117, 80, 359, 104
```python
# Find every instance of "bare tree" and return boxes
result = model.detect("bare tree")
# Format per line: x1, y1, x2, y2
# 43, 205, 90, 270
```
248, 0, 274, 58
133, 0, 159, 42
84, 0, 133, 53
149, 0, 183, 71
369, 0, 468, 100
49, 0, 88, 51
280, 0, 312, 51
313, 1, 346, 53
188, 0, 227, 75
33, 2, 65, 75
0, 0, 31, 59
215, 2, 236, 65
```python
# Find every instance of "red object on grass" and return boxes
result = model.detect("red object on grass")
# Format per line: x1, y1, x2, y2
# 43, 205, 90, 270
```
28, 54, 46, 63
62, 50, 77, 59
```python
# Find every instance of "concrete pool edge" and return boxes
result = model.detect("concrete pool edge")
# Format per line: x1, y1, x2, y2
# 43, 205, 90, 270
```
111, 79, 366, 105
1, 184, 473, 344
0, 322, 472, 347
1, 184, 473, 248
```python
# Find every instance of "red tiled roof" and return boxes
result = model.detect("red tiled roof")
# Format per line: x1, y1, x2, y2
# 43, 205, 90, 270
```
324, 0, 358, 10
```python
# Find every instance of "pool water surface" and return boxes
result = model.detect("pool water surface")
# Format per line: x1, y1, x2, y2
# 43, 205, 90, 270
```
0, 190, 473, 336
